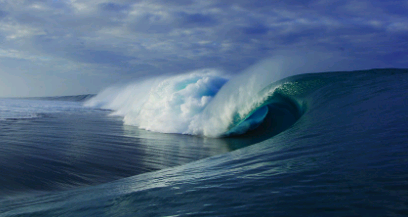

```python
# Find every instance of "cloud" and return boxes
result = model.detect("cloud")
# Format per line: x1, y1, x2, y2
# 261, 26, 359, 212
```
0, 10, 7, 19
175, 12, 218, 27
98, 2, 130, 12
242, 24, 269, 35
67, 48, 134, 65
0, 0, 407, 97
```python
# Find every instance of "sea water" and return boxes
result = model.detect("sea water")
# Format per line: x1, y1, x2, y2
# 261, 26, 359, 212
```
1, 68, 408, 216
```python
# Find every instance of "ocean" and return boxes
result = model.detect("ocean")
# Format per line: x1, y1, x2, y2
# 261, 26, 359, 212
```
0, 68, 407, 216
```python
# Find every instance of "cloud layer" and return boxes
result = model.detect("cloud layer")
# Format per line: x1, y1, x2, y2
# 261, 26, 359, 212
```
0, 0, 407, 96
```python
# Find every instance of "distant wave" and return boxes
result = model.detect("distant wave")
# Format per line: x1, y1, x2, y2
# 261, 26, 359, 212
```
0, 97, 95, 121
29, 94, 96, 102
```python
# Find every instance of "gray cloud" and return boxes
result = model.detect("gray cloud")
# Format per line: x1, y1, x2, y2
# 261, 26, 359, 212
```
175, 12, 218, 27
0, 0, 407, 97
242, 24, 269, 35
0, 10, 7, 19
98, 2, 131, 12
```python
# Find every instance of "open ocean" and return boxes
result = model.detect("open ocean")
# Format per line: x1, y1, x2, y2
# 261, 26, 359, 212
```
0, 68, 407, 216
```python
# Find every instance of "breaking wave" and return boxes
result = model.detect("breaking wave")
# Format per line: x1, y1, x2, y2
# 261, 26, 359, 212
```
84, 52, 338, 137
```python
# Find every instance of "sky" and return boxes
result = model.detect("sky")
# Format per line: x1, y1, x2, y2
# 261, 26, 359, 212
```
0, 0, 407, 97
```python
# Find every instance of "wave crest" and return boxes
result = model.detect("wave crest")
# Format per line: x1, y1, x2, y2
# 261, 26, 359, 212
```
85, 52, 337, 137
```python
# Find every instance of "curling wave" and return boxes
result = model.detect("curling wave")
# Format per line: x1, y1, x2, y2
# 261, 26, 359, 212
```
84, 68, 302, 137
85, 52, 340, 137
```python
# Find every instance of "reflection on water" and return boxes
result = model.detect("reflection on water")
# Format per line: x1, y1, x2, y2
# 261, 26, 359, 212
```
122, 124, 231, 170
0, 100, 233, 198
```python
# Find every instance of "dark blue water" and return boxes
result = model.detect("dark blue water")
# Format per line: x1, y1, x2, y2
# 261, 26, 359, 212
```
1, 69, 408, 216
0, 99, 231, 197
